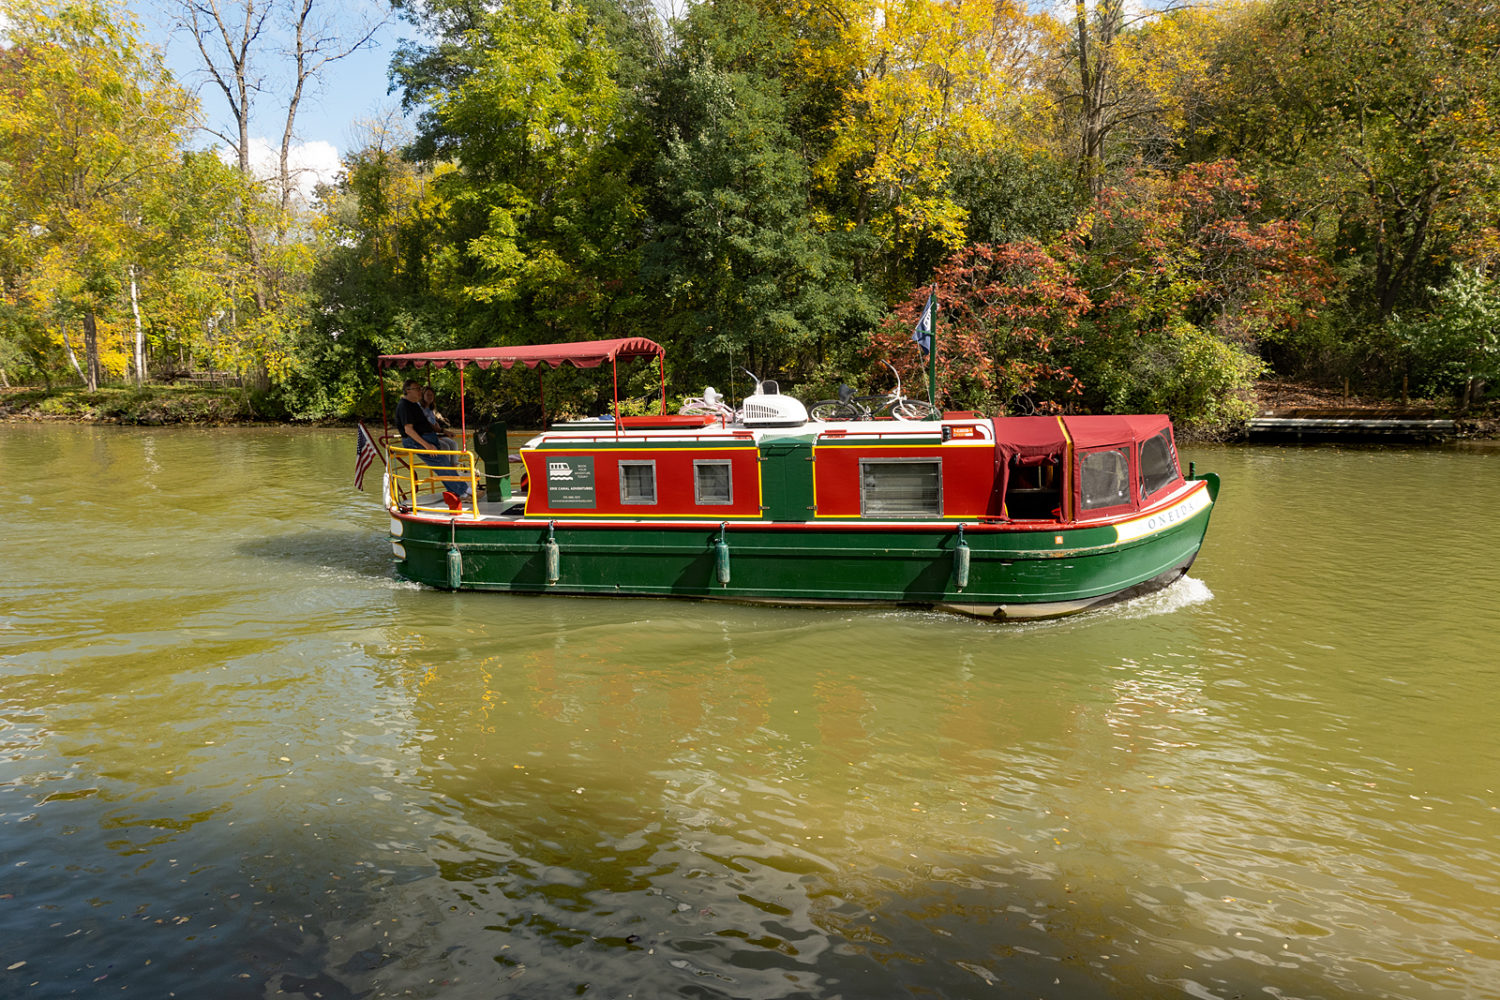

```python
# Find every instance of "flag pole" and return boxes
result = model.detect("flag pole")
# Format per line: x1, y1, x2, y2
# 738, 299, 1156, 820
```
926, 285, 938, 409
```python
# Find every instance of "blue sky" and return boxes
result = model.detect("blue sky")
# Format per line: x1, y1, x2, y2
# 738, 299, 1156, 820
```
126, 0, 413, 195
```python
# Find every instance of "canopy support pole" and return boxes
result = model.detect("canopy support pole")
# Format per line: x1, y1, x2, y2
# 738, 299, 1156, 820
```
458, 365, 467, 443
658, 356, 667, 414
612, 357, 621, 436
539, 369, 546, 428
378, 365, 388, 437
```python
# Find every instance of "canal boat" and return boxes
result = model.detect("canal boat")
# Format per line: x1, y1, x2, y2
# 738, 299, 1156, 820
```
376, 338, 1219, 620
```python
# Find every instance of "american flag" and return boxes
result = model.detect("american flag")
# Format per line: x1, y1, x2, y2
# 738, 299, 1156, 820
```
354, 421, 381, 489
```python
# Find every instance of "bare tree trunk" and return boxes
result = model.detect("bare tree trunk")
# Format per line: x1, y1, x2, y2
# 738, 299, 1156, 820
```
83, 313, 102, 389
1074, 0, 1124, 201
130, 265, 146, 386
61, 324, 85, 383
180, 0, 386, 323
277, 0, 385, 214
182, 0, 272, 312
280, 0, 314, 216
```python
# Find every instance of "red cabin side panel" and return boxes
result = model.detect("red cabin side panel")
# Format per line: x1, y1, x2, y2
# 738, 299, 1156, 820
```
811, 443, 999, 519
523, 446, 762, 518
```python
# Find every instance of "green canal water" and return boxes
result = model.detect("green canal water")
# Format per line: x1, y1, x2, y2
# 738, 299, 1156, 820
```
1, 424, 1497, 999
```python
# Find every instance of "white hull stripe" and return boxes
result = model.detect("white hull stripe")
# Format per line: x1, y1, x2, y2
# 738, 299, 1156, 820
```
1113, 485, 1212, 543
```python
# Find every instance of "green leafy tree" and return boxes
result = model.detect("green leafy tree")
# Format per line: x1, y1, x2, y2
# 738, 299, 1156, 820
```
0, 0, 194, 390
1386, 267, 1500, 407
291, 123, 450, 417
642, 61, 878, 386
1203, 0, 1500, 324
391, 0, 643, 349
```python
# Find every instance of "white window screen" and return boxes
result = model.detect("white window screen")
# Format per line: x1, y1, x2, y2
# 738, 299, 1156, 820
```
619, 461, 657, 504
694, 461, 732, 505
860, 459, 941, 517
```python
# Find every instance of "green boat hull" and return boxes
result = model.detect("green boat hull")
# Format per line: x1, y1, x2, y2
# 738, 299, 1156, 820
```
390, 475, 1218, 619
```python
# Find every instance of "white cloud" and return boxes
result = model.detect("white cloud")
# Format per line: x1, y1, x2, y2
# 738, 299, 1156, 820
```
220, 137, 343, 207
1045, 0, 1162, 22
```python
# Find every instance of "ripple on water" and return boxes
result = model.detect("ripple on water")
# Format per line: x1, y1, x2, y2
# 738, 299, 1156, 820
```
2, 431, 1499, 998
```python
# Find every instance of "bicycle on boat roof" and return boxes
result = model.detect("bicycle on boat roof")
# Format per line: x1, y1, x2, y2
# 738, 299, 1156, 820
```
809, 361, 940, 422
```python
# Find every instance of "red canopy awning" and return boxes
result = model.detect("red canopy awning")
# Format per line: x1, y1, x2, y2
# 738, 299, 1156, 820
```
378, 337, 665, 371
1063, 414, 1169, 451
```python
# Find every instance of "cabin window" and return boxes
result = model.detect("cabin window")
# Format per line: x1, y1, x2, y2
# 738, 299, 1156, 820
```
1139, 430, 1179, 499
860, 458, 942, 517
693, 460, 733, 505
1080, 448, 1131, 510
619, 460, 657, 505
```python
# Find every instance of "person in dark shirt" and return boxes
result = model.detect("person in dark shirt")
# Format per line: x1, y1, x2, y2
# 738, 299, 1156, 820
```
395, 379, 470, 502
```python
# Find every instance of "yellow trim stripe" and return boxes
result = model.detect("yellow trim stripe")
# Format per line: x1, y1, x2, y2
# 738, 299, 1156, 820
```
1056, 416, 1073, 522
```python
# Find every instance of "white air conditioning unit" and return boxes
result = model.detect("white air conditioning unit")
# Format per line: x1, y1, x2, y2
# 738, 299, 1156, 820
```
738, 379, 808, 427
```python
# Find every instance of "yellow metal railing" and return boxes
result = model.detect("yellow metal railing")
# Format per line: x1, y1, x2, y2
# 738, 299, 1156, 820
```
388, 445, 480, 516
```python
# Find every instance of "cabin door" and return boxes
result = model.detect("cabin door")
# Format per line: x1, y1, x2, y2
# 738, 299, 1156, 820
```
758, 439, 815, 522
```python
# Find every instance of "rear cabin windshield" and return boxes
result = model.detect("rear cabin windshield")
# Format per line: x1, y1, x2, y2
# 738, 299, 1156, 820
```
1080, 448, 1131, 510
1139, 429, 1179, 498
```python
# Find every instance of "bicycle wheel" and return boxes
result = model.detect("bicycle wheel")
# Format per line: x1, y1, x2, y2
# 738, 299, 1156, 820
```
890, 399, 939, 420
810, 400, 865, 422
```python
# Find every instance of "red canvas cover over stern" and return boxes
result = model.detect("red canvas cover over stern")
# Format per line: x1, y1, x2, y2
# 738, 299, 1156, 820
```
989, 414, 1177, 520
990, 417, 1069, 515
1062, 414, 1167, 451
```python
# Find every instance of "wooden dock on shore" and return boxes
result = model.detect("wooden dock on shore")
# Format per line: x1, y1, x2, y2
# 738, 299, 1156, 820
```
1247, 415, 1457, 441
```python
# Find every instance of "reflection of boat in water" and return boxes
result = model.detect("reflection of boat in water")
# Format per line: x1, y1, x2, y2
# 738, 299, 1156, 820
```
376, 338, 1219, 620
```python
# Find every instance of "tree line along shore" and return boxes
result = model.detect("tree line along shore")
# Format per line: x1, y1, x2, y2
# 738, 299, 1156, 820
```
2, 0, 1496, 436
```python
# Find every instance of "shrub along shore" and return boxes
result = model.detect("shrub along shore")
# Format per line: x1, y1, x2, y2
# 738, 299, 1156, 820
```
1, 385, 281, 426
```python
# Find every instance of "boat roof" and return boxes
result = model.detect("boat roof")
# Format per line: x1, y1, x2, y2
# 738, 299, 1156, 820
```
378, 337, 665, 371
527, 413, 1174, 446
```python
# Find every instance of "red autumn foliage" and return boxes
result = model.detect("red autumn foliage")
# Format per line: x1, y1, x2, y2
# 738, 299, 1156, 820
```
870, 161, 1332, 415
871, 240, 1089, 413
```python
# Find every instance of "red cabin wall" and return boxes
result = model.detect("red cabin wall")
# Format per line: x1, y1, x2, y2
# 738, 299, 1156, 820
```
522, 446, 763, 518
811, 442, 999, 519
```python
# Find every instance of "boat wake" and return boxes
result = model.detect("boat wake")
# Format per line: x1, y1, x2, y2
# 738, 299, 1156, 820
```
1109, 574, 1214, 620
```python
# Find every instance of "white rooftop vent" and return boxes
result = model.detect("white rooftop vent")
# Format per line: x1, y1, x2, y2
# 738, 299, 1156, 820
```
737, 376, 808, 428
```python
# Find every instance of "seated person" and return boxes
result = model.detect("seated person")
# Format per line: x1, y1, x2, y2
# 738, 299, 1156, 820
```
396, 379, 469, 502
421, 387, 461, 452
